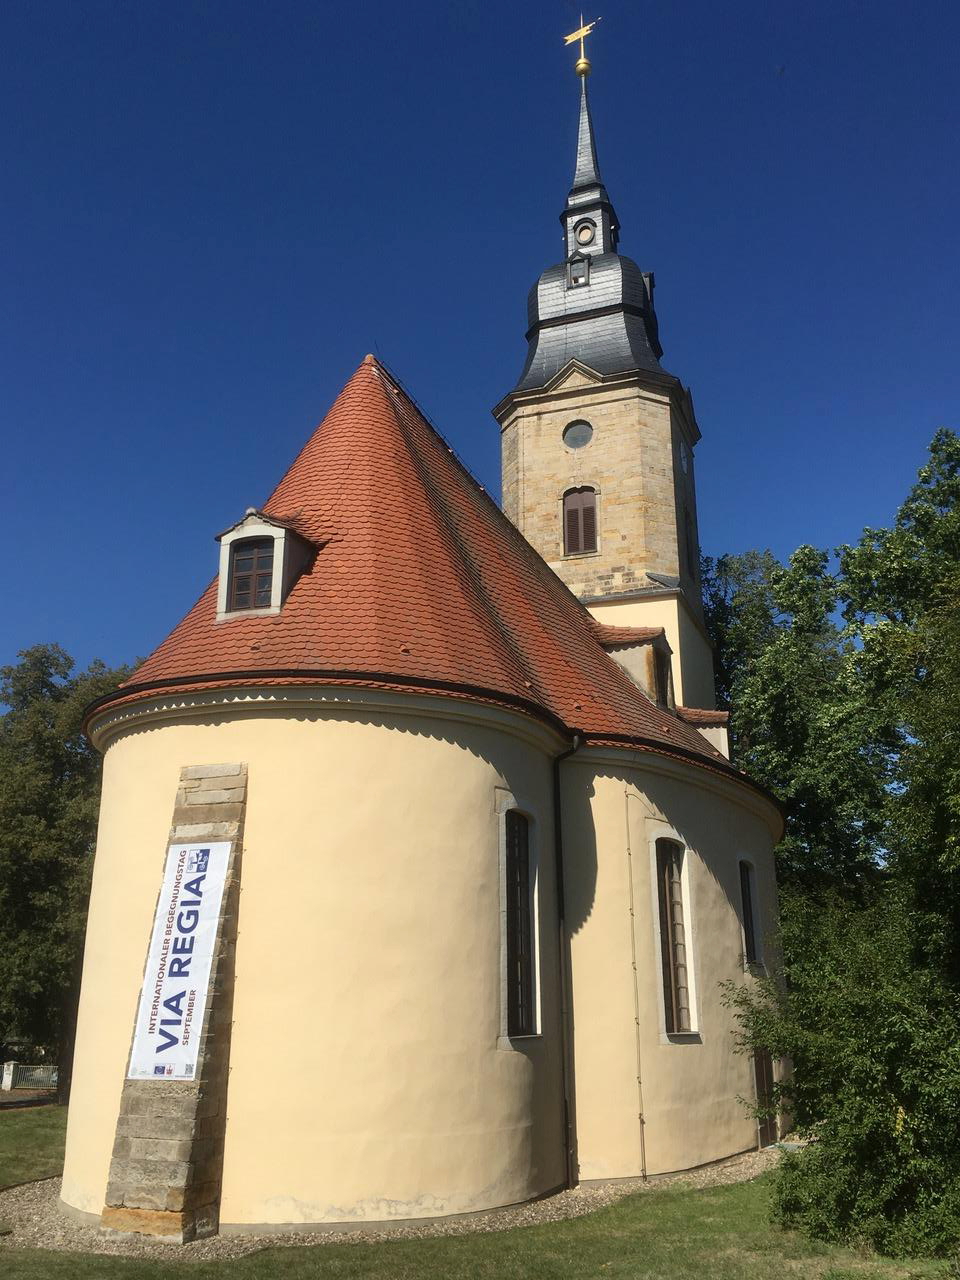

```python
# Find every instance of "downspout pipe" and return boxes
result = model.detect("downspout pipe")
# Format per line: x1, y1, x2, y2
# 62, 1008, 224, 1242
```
552, 731, 582, 1190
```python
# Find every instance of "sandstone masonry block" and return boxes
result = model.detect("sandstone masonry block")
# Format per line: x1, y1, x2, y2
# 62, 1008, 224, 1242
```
172, 803, 244, 826
180, 763, 245, 780
172, 821, 238, 839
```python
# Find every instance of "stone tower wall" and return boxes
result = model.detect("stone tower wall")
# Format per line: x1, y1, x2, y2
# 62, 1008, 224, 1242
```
499, 371, 701, 607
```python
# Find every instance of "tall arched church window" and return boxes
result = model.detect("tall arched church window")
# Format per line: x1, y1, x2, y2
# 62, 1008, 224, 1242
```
505, 811, 535, 1037
563, 487, 597, 555
739, 860, 760, 966
656, 839, 692, 1033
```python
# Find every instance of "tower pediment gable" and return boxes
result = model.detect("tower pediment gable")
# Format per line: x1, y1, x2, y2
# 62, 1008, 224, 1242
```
545, 360, 603, 393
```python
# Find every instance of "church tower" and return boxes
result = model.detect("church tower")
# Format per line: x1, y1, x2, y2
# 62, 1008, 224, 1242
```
493, 54, 716, 709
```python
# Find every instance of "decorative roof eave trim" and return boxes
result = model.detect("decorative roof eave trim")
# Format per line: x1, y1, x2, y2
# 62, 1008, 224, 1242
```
85, 668, 572, 741
492, 360, 693, 424
82, 669, 779, 817
577, 731, 783, 816
85, 682, 570, 757
573, 739, 784, 839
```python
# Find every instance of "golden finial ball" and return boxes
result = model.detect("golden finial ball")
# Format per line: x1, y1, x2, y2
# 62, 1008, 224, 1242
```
575, 55, 591, 76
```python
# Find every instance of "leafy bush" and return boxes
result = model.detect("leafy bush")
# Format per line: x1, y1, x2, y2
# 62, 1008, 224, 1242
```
725, 888, 960, 1257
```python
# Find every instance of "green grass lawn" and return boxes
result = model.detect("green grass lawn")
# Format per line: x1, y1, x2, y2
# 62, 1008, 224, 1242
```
0, 1107, 952, 1280
0, 1103, 67, 1187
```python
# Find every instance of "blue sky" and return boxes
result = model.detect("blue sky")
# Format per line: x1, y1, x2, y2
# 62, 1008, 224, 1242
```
2, 1, 957, 673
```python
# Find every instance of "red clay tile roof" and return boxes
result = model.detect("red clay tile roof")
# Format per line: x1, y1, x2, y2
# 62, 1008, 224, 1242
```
677, 707, 730, 727
591, 622, 665, 649
90, 357, 755, 783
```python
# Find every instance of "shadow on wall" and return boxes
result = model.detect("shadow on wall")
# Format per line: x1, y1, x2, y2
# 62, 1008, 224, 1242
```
558, 771, 599, 1184
564, 762, 749, 944
557, 761, 765, 1178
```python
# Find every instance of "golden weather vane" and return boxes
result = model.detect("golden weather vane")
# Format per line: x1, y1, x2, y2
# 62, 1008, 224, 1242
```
563, 13, 601, 76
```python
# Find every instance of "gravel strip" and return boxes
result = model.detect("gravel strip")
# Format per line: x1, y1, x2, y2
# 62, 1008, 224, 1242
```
0, 1146, 781, 1261
0, 1090, 56, 1111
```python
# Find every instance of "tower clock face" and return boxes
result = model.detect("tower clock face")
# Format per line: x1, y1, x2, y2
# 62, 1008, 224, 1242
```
575, 221, 596, 246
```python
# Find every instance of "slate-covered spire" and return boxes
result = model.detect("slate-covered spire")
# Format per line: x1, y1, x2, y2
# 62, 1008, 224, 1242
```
502, 57, 666, 395
572, 75, 602, 191
561, 67, 618, 259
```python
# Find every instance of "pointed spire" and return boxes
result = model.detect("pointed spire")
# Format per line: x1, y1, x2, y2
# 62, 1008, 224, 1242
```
562, 61, 618, 256
571, 75, 602, 192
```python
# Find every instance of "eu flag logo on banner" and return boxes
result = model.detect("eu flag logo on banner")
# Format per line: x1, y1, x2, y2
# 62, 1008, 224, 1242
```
187, 848, 210, 873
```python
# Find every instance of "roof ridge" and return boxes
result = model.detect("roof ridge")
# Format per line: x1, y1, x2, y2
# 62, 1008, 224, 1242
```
369, 362, 548, 700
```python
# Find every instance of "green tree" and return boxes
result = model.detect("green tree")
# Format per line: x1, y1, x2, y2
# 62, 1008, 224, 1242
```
0, 645, 130, 1097
716, 429, 960, 1257
841, 429, 960, 972
701, 547, 891, 893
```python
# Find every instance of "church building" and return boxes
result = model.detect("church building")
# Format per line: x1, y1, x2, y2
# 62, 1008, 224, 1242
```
61, 49, 782, 1241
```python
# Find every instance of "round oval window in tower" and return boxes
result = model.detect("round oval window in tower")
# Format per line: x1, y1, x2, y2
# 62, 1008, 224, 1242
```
575, 219, 596, 246
563, 419, 594, 449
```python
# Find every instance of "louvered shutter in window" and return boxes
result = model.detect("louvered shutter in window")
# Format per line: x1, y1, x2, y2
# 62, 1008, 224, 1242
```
563, 488, 597, 555
581, 498, 597, 552
565, 505, 581, 554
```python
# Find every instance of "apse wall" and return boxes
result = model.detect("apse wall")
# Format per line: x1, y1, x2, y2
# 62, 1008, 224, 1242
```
61, 692, 566, 1226
562, 749, 781, 1180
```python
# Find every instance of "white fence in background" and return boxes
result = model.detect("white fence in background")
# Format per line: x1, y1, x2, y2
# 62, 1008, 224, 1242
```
1, 1061, 58, 1090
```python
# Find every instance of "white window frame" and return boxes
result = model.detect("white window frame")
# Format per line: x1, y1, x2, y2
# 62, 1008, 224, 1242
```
495, 787, 542, 1050
647, 824, 701, 1043
216, 516, 288, 621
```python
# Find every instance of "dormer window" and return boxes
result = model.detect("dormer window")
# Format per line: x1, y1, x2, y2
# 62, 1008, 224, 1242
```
228, 538, 274, 611
567, 255, 590, 288
215, 508, 314, 622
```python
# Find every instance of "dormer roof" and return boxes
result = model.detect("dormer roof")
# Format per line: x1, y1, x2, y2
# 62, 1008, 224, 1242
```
87, 357, 766, 791
214, 508, 306, 542
592, 622, 666, 650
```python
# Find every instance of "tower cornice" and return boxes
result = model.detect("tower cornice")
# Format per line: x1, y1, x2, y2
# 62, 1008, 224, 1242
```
493, 361, 700, 445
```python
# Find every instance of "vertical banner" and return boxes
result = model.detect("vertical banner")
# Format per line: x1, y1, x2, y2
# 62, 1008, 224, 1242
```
128, 842, 232, 1080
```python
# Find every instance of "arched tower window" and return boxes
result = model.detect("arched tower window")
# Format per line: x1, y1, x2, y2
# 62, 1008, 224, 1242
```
563, 487, 597, 555
228, 537, 274, 612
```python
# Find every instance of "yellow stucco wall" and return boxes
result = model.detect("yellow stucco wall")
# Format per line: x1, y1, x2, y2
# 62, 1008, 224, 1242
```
563, 751, 779, 1178
62, 694, 565, 1225
62, 689, 780, 1227
587, 595, 717, 710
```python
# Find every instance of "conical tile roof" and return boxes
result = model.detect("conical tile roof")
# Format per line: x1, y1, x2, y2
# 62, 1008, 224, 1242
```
92, 357, 750, 780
